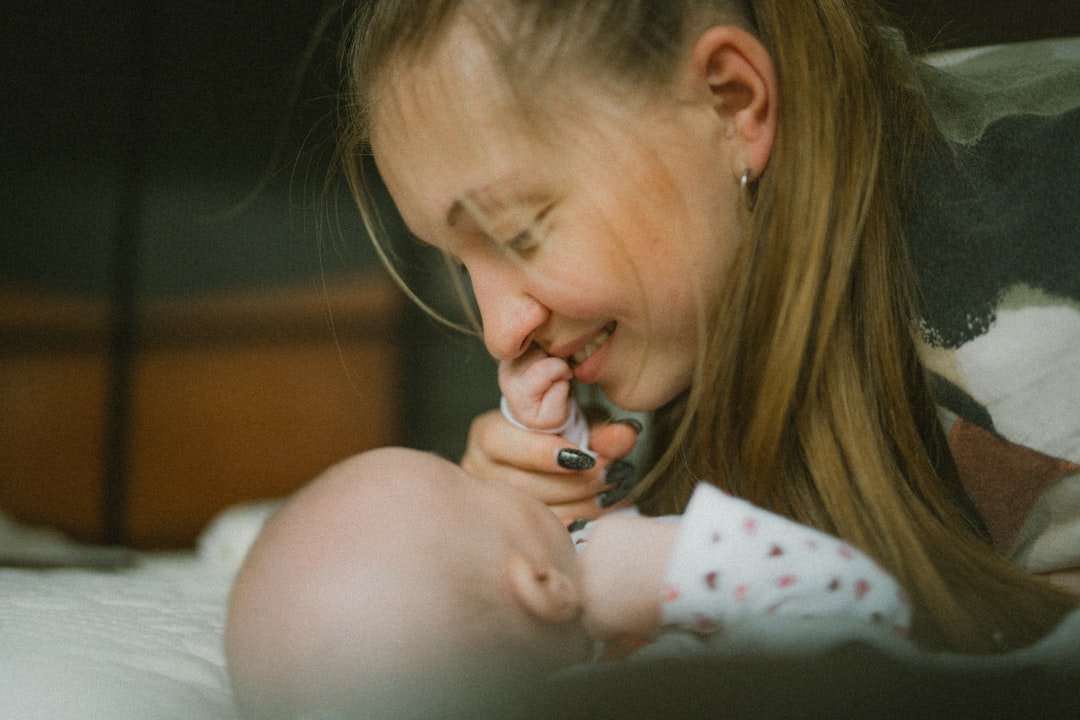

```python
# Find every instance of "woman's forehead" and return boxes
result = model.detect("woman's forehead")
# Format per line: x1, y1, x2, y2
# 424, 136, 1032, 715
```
372, 16, 511, 126
370, 44, 559, 240
371, 26, 521, 166
368, 14, 673, 239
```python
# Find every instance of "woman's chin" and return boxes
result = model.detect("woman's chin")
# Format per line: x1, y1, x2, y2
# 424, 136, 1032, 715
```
601, 378, 687, 414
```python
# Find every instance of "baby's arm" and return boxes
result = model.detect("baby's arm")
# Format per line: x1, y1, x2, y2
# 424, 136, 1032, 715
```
658, 485, 911, 638
577, 485, 911, 644
499, 347, 591, 450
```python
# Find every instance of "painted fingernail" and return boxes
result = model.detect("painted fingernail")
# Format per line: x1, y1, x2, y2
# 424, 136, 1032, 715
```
599, 484, 633, 508
557, 448, 595, 471
567, 519, 588, 533
610, 418, 644, 434
605, 460, 637, 489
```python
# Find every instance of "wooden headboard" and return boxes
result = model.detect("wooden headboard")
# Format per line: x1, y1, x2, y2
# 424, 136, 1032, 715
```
0, 276, 403, 548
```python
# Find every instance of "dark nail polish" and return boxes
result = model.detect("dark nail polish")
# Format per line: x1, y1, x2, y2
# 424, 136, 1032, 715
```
557, 448, 595, 471
605, 460, 637, 489
567, 519, 588, 533
599, 484, 633, 508
611, 417, 644, 434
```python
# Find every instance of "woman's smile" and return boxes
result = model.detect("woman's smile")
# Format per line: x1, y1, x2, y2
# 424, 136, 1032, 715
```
563, 321, 616, 383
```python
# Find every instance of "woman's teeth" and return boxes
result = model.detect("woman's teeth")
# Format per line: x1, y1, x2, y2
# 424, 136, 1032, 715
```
571, 323, 615, 366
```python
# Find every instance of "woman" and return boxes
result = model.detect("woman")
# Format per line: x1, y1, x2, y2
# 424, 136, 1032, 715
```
339, 0, 1079, 652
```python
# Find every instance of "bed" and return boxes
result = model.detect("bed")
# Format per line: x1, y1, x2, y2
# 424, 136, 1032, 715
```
0, 503, 275, 720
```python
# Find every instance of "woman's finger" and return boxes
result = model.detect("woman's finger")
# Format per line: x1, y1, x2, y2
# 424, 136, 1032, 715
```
463, 409, 602, 475
549, 496, 635, 527
588, 419, 641, 461
488, 460, 612, 505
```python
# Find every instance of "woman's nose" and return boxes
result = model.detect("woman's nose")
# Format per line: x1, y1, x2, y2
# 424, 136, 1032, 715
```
469, 266, 547, 361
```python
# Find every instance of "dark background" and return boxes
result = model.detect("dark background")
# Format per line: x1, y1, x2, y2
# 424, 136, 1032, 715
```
2, 1, 1078, 461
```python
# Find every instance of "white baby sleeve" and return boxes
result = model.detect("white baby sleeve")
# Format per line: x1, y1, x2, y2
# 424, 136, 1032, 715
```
660, 484, 911, 643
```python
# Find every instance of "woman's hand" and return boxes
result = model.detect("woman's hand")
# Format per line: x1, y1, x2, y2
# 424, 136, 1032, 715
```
460, 409, 640, 525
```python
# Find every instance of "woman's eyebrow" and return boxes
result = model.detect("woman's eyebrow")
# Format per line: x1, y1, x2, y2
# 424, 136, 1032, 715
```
451, 193, 498, 239
447, 187, 499, 229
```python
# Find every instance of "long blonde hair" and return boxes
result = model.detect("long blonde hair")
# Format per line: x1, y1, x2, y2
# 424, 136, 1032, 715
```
339, 0, 1077, 653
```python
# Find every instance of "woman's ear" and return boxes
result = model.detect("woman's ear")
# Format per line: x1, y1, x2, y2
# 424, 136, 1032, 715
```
505, 554, 582, 625
683, 25, 777, 178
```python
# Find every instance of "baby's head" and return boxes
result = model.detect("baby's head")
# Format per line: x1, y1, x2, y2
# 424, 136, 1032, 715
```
226, 447, 591, 719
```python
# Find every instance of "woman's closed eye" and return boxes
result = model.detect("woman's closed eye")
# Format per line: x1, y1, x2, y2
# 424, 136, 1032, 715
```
506, 227, 537, 253
504, 204, 554, 255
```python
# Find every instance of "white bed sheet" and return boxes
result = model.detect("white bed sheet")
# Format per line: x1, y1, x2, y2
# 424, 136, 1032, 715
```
0, 556, 236, 720
0, 501, 277, 720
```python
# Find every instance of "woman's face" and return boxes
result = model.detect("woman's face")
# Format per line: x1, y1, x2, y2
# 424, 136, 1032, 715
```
371, 20, 744, 411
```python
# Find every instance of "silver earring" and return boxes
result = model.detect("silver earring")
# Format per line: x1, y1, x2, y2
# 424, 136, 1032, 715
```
740, 168, 756, 211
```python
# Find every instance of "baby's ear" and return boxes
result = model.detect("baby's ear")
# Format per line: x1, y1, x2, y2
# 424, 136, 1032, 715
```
506, 555, 581, 625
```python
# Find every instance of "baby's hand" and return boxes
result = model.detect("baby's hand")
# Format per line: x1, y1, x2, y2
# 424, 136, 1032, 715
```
499, 346, 574, 432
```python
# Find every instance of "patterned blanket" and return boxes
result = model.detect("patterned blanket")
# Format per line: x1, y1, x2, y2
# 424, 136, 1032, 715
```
908, 39, 1080, 569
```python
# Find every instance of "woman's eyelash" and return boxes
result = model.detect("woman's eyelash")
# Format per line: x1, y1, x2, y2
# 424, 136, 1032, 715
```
507, 228, 535, 251
505, 205, 553, 252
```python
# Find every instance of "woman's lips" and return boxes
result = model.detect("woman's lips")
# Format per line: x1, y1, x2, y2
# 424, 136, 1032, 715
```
570, 322, 614, 365
568, 322, 615, 382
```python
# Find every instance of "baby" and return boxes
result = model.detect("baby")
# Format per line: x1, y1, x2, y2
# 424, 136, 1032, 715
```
226, 447, 910, 719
